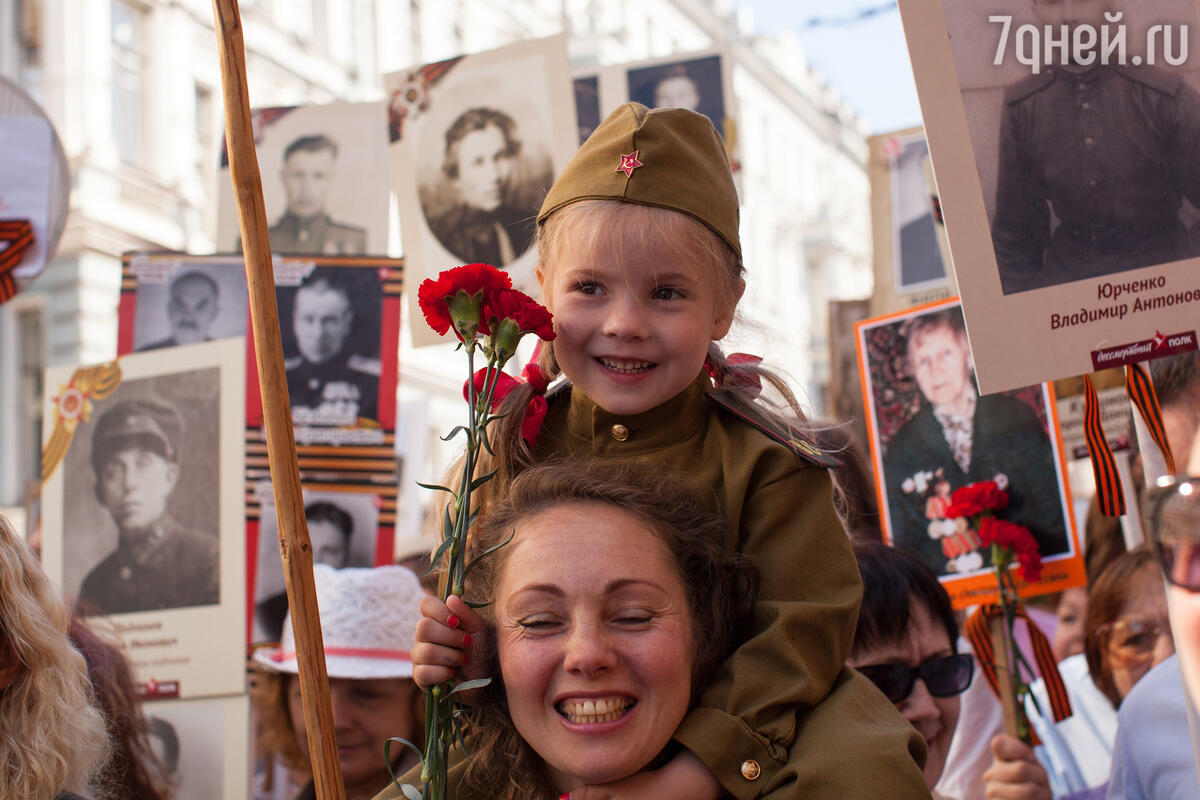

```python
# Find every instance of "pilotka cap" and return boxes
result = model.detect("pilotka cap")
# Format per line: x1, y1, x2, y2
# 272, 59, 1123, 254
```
537, 102, 741, 259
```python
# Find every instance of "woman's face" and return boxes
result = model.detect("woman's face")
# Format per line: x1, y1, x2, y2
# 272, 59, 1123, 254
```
1054, 587, 1089, 661
1103, 569, 1175, 702
848, 601, 960, 790
495, 501, 695, 791
287, 674, 422, 798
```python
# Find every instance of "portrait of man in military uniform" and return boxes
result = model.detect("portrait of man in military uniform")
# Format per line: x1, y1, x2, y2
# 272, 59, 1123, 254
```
865, 305, 1071, 578
265, 134, 367, 256
78, 399, 220, 615
424, 107, 536, 268
283, 269, 381, 426
252, 497, 377, 642
989, 0, 1200, 293
138, 270, 221, 351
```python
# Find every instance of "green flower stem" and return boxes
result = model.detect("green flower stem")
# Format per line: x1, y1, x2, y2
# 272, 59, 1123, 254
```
992, 542, 1033, 745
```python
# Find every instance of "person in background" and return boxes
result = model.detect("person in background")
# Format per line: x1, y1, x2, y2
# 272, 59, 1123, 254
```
252, 565, 425, 800
267, 134, 366, 255
848, 539, 973, 794
68, 615, 172, 800
1054, 587, 1089, 662
984, 548, 1174, 798
0, 514, 111, 800
140, 270, 220, 351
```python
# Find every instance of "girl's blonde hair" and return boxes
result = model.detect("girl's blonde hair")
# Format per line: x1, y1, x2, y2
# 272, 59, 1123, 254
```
0, 514, 111, 799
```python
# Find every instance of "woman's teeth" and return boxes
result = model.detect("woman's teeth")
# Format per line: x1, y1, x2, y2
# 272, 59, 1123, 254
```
598, 358, 652, 374
558, 697, 634, 723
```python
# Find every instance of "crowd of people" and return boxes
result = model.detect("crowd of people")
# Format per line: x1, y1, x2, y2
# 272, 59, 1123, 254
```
4, 102, 1199, 800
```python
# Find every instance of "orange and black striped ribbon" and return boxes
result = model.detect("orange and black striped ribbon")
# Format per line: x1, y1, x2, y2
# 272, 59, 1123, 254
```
0, 219, 34, 304
964, 604, 1073, 746
1125, 362, 1177, 476
1084, 374, 1126, 516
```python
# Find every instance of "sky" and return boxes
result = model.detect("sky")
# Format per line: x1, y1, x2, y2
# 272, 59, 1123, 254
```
739, 0, 923, 133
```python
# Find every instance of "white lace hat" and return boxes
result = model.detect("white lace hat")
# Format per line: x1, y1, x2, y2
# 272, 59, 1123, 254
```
252, 564, 424, 680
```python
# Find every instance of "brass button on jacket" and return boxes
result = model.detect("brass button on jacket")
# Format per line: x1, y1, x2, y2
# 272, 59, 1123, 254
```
610, 423, 630, 442
739, 759, 761, 781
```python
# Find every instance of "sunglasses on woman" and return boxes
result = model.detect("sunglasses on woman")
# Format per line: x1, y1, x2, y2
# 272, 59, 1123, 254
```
1144, 477, 1200, 592
856, 653, 974, 704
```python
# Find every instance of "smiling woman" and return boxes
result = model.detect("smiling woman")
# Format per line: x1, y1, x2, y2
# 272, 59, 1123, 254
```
448, 463, 757, 800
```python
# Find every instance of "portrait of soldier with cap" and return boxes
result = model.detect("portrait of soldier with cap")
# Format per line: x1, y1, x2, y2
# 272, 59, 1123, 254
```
283, 269, 381, 426
989, 0, 1200, 293
78, 398, 219, 615
424, 107, 538, 268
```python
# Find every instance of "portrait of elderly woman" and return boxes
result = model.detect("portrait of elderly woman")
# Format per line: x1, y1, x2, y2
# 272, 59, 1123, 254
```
382, 464, 928, 799
862, 302, 1071, 578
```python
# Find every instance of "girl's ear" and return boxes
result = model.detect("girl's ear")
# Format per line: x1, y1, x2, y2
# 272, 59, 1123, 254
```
711, 278, 745, 340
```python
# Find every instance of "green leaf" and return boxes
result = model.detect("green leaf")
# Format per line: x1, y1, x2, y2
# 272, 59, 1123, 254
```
430, 534, 455, 570
384, 738, 425, 799
439, 425, 470, 442
449, 677, 492, 695
464, 598, 492, 609
416, 481, 456, 495
469, 469, 498, 492
401, 786, 424, 800
463, 530, 514, 579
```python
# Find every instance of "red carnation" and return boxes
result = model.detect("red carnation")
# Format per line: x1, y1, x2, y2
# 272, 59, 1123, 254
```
483, 288, 556, 341
945, 480, 1010, 519
979, 517, 1043, 582
417, 264, 512, 339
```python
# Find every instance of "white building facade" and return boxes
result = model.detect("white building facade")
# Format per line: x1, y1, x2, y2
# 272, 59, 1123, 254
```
0, 0, 870, 548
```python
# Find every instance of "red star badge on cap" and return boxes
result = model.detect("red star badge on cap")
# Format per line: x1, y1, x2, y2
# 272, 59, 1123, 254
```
616, 151, 643, 177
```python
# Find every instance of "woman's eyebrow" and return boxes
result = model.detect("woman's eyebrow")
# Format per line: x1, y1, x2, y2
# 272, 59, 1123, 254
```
605, 578, 669, 596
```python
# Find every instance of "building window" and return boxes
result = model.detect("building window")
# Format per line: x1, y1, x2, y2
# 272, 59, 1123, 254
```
111, 0, 147, 167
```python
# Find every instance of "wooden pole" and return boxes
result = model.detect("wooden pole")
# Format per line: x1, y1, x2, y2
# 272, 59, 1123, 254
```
989, 614, 1023, 739
209, 3, 346, 799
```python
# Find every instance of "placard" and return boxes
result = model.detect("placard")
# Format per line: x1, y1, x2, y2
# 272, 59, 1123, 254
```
384, 35, 577, 345
41, 340, 246, 697
143, 694, 249, 798
896, 0, 1200, 391
216, 101, 389, 256
857, 298, 1085, 606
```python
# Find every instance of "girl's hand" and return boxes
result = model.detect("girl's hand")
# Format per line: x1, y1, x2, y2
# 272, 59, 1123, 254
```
562, 749, 720, 800
982, 734, 1052, 800
411, 594, 487, 692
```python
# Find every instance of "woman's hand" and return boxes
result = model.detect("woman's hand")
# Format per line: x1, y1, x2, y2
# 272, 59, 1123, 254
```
982, 734, 1052, 800
561, 749, 720, 800
411, 594, 487, 692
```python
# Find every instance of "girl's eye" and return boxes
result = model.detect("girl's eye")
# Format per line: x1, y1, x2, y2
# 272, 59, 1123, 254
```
651, 286, 683, 300
575, 280, 601, 295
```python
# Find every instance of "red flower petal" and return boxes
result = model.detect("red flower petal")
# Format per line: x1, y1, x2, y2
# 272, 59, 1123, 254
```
417, 264, 512, 337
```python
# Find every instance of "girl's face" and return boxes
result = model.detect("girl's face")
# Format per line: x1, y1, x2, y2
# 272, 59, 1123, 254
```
495, 501, 695, 791
539, 229, 734, 416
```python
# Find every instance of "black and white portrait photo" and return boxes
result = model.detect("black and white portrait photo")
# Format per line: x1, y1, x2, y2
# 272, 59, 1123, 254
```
216, 101, 389, 256
889, 133, 948, 292
941, 0, 1200, 294
897, 0, 1200, 392
143, 696, 249, 799
421, 105, 545, 268
41, 340, 248, 697
132, 259, 249, 351
386, 36, 577, 345
627, 54, 727, 131
858, 301, 1075, 585
277, 266, 383, 427
252, 488, 381, 643
62, 375, 221, 616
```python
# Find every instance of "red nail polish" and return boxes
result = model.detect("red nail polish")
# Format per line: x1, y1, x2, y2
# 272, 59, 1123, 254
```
447, 614, 460, 629
462, 633, 472, 648
559, 794, 570, 800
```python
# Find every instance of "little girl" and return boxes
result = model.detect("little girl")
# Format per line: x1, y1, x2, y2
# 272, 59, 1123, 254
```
405, 103, 928, 799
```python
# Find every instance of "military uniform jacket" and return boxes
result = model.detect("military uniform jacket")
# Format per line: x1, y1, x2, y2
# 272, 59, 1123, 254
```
78, 517, 219, 615
992, 64, 1200, 293
267, 212, 367, 256
285, 354, 380, 424
427, 203, 535, 267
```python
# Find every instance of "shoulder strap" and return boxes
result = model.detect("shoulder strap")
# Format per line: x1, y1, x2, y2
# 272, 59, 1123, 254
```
707, 390, 842, 468
1004, 70, 1056, 105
